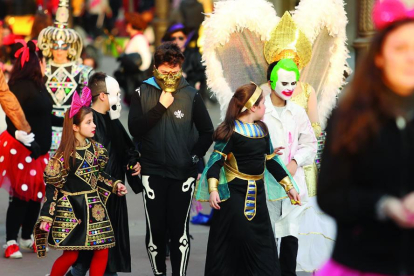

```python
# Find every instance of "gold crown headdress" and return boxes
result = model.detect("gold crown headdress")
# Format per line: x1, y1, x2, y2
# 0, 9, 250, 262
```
264, 12, 312, 70
241, 82, 262, 113
38, 0, 82, 61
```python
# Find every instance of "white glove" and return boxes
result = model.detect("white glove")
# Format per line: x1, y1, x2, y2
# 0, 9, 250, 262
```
15, 130, 35, 147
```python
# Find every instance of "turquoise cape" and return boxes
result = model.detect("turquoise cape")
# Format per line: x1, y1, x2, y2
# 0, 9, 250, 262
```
195, 139, 299, 202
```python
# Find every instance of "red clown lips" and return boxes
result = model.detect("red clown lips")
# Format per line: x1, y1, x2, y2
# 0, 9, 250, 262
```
282, 90, 293, 97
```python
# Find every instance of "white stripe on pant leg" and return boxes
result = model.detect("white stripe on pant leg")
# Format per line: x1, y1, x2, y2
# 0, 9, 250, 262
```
178, 177, 195, 276
142, 175, 161, 275
142, 174, 156, 199
181, 177, 194, 192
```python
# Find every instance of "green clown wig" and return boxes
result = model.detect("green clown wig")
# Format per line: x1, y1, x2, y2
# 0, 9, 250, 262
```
270, 59, 300, 91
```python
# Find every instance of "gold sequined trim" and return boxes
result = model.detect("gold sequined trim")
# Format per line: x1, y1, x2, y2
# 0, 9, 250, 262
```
75, 140, 91, 150
91, 204, 106, 221
39, 216, 54, 223
62, 190, 96, 196
53, 189, 59, 201
97, 175, 114, 189
97, 187, 110, 204
45, 160, 61, 177
47, 242, 115, 251
49, 202, 56, 216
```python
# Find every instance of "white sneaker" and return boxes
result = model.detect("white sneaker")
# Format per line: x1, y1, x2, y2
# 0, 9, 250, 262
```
3, 240, 23, 259
20, 237, 35, 252
20, 235, 49, 253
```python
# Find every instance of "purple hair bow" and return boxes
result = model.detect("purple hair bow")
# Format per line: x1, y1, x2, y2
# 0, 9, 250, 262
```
69, 87, 92, 118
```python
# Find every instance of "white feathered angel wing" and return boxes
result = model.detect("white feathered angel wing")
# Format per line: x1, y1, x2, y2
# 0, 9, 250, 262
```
293, 0, 351, 129
202, 0, 279, 120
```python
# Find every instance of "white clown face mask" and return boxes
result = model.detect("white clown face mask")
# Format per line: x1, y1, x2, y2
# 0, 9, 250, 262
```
105, 76, 122, 120
273, 69, 298, 101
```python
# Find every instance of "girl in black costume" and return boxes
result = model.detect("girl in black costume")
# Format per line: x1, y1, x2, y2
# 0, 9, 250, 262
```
196, 83, 300, 276
35, 93, 128, 276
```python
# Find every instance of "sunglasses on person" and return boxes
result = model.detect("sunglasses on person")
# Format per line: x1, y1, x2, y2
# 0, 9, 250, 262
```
170, 36, 185, 42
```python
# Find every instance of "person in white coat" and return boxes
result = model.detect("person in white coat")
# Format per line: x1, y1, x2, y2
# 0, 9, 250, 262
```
263, 59, 317, 276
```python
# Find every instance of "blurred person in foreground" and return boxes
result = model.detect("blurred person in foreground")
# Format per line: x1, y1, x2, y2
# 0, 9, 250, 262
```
316, 0, 414, 275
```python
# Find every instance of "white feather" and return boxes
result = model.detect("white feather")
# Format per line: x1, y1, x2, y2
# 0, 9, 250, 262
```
202, 0, 350, 126
293, 0, 351, 129
202, 0, 279, 120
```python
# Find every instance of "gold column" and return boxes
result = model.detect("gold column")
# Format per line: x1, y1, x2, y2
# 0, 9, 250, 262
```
353, 0, 375, 64
153, 0, 170, 47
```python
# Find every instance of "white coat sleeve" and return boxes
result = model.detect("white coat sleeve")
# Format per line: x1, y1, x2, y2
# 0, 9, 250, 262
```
292, 109, 317, 167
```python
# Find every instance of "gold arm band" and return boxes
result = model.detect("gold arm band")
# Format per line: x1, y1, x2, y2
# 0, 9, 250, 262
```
311, 122, 322, 138
112, 180, 122, 194
214, 150, 227, 160
279, 176, 294, 193
39, 216, 54, 223
266, 153, 277, 160
241, 82, 262, 112
208, 178, 219, 193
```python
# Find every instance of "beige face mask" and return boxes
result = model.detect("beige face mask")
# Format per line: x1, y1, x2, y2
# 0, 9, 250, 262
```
153, 67, 183, 93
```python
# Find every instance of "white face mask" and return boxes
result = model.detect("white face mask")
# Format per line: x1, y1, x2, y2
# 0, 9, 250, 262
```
274, 69, 298, 101
105, 76, 122, 120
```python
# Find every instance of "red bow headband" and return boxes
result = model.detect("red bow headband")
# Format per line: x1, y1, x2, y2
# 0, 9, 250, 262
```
373, 0, 414, 30
69, 87, 92, 118
14, 40, 38, 68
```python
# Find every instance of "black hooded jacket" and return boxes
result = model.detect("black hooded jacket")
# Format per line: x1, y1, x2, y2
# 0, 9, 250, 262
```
128, 77, 213, 180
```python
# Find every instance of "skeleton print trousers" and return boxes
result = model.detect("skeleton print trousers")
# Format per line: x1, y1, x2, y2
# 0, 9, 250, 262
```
141, 175, 195, 276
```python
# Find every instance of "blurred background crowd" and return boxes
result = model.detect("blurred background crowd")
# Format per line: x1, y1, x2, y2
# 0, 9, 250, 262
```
0, 0, 222, 107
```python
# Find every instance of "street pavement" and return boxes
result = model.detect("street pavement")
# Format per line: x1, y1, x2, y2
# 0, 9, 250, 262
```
0, 56, 311, 275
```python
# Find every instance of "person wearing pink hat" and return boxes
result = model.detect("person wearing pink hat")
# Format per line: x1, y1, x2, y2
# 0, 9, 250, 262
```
317, 0, 414, 275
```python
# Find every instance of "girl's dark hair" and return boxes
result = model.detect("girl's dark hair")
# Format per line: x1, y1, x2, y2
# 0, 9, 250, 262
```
331, 19, 414, 154
213, 83, 268, 141
8, 41, 44, 88
56, 106, 93, 171
267, 61, 278, 81
154, 42, 185, 68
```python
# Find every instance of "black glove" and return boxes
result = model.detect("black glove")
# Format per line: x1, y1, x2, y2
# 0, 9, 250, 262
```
29, 141, 41, 159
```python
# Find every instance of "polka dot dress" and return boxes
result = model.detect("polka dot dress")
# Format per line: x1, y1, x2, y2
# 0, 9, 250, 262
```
0, 131, 49, 202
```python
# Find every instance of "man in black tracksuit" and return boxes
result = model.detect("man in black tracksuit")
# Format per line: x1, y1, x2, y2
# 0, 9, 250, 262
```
128, 42, 214, 276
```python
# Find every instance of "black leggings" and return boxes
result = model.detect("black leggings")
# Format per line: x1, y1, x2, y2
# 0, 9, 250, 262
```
6, 196, 41, 241
141, 175, 195, 276
279, 235, 299, 276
